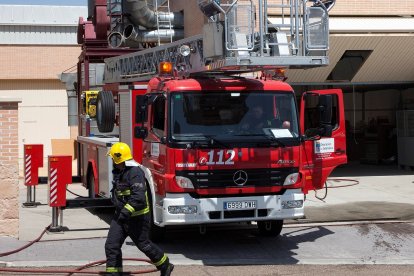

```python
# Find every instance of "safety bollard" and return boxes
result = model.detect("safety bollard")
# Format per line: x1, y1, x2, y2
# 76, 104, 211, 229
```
47, 155, 72, 232
22, 144, 43, 207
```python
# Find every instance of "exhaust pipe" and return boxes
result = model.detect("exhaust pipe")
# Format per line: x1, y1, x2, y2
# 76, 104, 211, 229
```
108, 32, 125, 48
123, 24, 184, 44
124, 0, 183, 29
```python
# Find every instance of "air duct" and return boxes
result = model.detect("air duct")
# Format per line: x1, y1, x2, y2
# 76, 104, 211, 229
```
124, 24, 184, 44
123, 0, 184, 29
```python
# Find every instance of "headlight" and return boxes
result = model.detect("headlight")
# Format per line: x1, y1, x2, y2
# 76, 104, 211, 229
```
283, 173, 300, 186
175, 176, 194, 189
168, 205, 197, 214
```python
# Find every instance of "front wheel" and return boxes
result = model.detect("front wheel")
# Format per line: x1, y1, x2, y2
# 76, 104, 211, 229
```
257, 220, 283, 237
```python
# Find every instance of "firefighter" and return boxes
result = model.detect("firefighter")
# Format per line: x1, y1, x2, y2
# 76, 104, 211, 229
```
105, 142, 174, 276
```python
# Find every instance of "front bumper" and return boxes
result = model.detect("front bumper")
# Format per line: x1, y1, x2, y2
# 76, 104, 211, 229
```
156, 189, 304, 226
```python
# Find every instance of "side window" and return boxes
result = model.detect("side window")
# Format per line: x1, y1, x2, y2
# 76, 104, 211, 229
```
304, 94, 339, 130
330, 95, 339, 129
152, 96, 165, 137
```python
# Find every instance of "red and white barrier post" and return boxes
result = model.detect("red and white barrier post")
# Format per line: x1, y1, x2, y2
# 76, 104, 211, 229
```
23, 144, 44, 207
47, 155, 72, 232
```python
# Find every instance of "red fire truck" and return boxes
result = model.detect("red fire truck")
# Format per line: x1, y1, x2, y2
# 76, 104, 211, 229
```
76, 0, 345, 239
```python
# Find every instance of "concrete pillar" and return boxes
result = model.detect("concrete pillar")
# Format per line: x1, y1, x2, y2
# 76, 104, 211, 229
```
0, 98, 22, 238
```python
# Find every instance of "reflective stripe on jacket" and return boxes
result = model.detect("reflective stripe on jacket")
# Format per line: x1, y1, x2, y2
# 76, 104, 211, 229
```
112, 163, 149, 217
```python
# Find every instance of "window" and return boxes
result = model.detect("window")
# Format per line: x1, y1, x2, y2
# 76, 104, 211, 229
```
327, 50, 372, 81
171, 91, 300, 138
304, 94, 339, 130
152, 96, 165, 137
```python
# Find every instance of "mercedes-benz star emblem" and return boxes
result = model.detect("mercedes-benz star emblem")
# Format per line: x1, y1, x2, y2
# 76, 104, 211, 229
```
233, 170, 248, 186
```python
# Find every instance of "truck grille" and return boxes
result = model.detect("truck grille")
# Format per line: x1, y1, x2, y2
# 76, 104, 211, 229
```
176, 168, 298, 188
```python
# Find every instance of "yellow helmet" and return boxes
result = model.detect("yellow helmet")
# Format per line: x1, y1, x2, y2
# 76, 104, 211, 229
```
107, 142, 133, 164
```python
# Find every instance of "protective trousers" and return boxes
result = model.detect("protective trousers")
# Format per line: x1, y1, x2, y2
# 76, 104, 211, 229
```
105, 213, 168, 273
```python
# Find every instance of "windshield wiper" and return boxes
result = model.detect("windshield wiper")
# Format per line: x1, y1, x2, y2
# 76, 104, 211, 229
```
172, 134, 229, 149
235, 133, 286, 147
267, 135, 286, 148
203, 135, 230, 148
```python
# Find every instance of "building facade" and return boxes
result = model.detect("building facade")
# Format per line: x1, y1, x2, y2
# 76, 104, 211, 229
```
0, 5, 87, 176
1, 1, 414, 170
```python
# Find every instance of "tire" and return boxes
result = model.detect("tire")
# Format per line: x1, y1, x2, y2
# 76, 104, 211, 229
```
257, 220, 283, 237
147, 184, 166, 242
96, 91, 115, 133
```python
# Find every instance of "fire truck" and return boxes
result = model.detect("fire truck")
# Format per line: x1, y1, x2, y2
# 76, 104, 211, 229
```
75, 0, 345, 240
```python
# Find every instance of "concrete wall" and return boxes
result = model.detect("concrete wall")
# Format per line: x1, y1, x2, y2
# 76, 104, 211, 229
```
0, 80, 73, 177
0, 98, 21, 238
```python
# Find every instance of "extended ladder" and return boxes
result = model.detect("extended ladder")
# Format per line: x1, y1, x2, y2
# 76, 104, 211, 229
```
104, 0, 331, 83
154, 0, 173, 45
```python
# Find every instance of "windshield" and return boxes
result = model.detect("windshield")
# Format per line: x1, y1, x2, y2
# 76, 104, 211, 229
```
170, 91, 299, 143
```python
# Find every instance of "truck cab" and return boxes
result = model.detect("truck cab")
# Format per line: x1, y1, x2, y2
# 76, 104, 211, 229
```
114, 74, 347, 238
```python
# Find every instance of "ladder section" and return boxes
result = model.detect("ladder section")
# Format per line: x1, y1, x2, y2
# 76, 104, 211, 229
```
154, 0, 173, 45
104, 0, 332, 84
105, 34, 204, 83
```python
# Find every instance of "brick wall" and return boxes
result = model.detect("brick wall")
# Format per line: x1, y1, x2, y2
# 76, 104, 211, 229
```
263, 0, 414, 16
173, 1, 414, 39
0, 46, 81, 80
331, 0, 414, 16
0, 98, 21, 238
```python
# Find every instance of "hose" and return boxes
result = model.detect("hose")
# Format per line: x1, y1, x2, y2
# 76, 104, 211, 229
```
0, 225, 157, 275
0, 224, 51, 257
0, 259, 158, 275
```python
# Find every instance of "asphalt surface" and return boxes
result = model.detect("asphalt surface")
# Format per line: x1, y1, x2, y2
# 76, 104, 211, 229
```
0, 162, 413, 274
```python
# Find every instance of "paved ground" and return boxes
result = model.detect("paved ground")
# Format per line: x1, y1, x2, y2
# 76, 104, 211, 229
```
0, 162, 413, 274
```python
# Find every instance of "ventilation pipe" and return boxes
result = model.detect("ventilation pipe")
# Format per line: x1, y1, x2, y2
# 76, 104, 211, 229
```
123, 0, 184, 29
123, 24, 184, 44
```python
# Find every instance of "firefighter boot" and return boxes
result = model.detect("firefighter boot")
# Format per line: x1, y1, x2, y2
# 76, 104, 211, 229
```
159, 263, 174, 276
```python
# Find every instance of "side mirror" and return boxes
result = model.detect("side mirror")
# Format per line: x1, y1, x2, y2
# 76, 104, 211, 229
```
134, 126, 148, 139
320, 124, 333, 137
135, 95, 148, 124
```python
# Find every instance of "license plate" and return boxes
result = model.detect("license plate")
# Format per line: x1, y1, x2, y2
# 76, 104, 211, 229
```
224, 200, 257, 210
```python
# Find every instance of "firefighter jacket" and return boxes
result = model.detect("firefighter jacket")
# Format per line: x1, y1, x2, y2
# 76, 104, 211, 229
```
111, 160, 149, 220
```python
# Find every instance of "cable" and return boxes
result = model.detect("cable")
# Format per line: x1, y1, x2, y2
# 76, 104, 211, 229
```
314, 178, 360, 202
327, 178, 360, 188
314, 181, 328, 201
66, 188, 88, 198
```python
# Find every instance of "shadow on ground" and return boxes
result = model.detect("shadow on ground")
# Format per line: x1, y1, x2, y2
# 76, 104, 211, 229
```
331, 162, 413, 177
